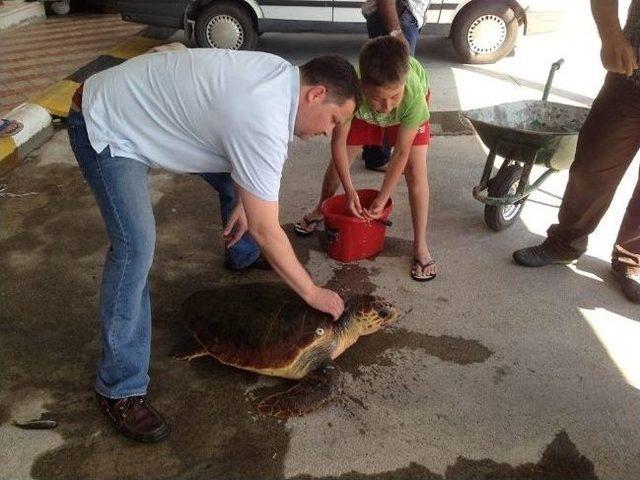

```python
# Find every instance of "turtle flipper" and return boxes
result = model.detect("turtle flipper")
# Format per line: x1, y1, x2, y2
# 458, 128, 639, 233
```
170, 340, 209, 361
257, 362, 342, 419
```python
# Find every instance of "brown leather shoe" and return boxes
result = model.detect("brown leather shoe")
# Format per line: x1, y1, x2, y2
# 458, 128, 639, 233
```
96, 392, 169, 443
612, 269, 640, 304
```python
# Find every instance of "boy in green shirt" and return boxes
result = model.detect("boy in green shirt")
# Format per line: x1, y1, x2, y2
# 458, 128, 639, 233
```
295, 35, 436, 281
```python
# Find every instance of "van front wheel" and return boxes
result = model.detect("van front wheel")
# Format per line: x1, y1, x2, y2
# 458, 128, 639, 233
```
451, 1, 519, 64
195, 3, 258, 50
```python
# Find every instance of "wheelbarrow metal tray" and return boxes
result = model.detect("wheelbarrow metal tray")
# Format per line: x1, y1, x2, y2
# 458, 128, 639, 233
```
462, 100, 590, 170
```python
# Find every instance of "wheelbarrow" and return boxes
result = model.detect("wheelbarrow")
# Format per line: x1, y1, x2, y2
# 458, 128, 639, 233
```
461, 60, 591, 231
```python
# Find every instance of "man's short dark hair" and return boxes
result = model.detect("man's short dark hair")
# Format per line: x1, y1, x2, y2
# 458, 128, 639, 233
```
359, 35, 409, 87
300, 55, 360, 108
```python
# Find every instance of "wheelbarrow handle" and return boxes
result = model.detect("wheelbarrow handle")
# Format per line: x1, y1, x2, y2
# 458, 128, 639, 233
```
542, 58, 565, 102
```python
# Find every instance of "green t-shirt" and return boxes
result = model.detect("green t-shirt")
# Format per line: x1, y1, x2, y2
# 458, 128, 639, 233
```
355, 57, 430, 128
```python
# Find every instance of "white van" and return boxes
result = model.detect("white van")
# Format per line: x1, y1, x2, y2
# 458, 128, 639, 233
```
119, 0, 567, 64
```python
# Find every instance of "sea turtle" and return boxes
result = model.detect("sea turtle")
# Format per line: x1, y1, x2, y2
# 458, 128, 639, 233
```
176, 282, 398, 418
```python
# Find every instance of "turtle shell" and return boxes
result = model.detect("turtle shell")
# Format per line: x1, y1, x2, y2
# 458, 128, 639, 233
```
182, 282, 336, 377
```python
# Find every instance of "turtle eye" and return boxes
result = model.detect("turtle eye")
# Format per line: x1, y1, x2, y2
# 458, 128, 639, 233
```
378, 308, 390, 319
316, 328, 325, 336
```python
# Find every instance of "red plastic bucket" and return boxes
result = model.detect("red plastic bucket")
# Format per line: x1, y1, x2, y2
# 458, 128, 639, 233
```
321, 189, 393, 262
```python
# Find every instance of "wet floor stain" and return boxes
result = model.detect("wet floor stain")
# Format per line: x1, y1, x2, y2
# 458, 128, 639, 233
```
340, 327, 493, 379
2, 165, 572, 480
289, 462, 441, 479
1, 169, 290, 480
288, 431, 597, 480
324, 263, 379, 297
444, 431, 597, 480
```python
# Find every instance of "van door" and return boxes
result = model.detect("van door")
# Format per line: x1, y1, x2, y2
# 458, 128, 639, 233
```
426, 0, 443, 23
119, 0, 191, 29
332, 0, 365, 25
260, 0, 333, 22
332, 0, 446, 32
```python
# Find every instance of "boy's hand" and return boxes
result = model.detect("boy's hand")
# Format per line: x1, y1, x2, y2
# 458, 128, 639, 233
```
347, 191, 366, 219
365, 196, 388, 219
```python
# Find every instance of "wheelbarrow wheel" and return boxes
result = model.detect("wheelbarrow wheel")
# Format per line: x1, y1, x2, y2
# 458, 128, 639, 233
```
484, 164, 526, 231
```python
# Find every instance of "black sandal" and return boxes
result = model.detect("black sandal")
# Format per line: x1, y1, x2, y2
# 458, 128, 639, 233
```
411, 258, 437, 282
294, 214, 323, 237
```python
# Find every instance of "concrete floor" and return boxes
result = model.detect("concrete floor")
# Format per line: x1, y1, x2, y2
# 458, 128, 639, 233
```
1, 121, 639, 478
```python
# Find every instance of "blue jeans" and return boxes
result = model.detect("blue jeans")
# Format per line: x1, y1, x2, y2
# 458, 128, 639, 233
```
363, 0, 421, 169
197, 173, 260, 269
67, 110, 259, 398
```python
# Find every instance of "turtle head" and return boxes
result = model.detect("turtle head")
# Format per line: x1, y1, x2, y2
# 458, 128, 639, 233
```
345, 295, 399, 336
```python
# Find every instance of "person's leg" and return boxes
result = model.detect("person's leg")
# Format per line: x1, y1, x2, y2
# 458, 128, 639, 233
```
403, 144, 436, 280
68, 109, 168, 442
612, 173, 640, 275
398, 3, 420, 55
514, 74, 640, 267
611, 173, 640, 302
197, 172, 261, 269
68, 112, 155, 398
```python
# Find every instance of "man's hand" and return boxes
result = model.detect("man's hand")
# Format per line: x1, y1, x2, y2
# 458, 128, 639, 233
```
601, 34, 638, 77
223, 202, 248, 248
239, 187, 344, 320
304, 286, 345, 321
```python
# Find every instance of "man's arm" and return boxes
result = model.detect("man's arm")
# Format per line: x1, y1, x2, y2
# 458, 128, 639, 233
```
376, 0, 403, 35
591, 0, 638, 76
238, 187, 345, 320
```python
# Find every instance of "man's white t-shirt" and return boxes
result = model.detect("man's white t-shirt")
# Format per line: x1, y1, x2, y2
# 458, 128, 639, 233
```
83, 48, 300, 202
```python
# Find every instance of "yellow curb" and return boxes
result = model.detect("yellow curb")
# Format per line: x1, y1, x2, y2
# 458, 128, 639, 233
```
108, 36, 164, 59
32, 80, 80, 118
0, 136, 20, 177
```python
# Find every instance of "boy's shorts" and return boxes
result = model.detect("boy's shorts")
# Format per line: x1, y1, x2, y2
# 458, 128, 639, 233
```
346, 118, 431, 147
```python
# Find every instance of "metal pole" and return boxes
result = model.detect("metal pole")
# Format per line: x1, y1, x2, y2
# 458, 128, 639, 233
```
542, 58, 565, 101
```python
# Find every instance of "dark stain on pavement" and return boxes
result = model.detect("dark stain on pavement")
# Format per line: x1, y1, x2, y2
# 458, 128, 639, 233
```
0, 163, 106, 259
289, 462, 441, 479
288, 431, 597, 480
324, 263, 379, 297
339, 327, 493, 379
444, 431, 597, 480
0, 166, 289, 480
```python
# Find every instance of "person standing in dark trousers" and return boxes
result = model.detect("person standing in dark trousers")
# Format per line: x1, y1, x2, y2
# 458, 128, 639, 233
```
360, 0, 431, 171
513, 0, 640, 304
